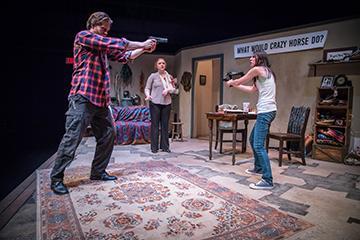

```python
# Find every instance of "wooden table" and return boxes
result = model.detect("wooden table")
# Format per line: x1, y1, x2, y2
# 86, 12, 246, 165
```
206, 111, 257, 165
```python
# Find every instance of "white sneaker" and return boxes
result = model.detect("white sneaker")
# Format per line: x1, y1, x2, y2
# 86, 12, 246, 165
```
249, 179, 274, 190
245, 168, 262, 176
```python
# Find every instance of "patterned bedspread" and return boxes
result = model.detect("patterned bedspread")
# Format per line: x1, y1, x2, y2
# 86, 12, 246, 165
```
111, 106, 151, 145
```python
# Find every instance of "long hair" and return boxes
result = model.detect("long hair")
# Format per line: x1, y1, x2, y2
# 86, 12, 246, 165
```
253, 51, 276, 82
86, 12, 113, 30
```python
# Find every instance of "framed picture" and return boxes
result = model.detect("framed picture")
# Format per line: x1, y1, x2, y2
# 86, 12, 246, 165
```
320, 75, 335, 88
323, 47, 357, 62
199, 75, 206, 86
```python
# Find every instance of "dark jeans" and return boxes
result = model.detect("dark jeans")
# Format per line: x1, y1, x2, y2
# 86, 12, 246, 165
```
50, 94, 115, 182
249, 111, 276, 184
149, 101, 171, 151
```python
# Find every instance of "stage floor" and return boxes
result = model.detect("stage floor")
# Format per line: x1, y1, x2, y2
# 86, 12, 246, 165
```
1, 137, 359, 239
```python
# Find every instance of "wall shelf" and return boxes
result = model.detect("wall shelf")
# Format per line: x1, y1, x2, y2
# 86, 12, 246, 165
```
308, 60, 360, 77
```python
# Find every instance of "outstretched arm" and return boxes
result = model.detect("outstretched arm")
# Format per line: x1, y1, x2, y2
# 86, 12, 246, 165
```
126, 39, 156, 51
232, 83, 257, 93
76, 30, 129, 52
226, 67, 259, 87
107, 41, 156, 62
129, 44, 156, 60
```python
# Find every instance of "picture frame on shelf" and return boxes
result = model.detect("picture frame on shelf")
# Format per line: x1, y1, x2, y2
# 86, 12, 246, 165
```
320, 75, 335, 88
323, 46, 357, 62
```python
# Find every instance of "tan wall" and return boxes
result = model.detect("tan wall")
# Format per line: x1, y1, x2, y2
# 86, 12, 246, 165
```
109, 54, 175, 105
176, 18, 360, 145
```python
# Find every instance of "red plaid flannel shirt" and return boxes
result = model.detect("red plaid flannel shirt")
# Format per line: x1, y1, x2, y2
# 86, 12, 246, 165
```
69, 30, 131, 107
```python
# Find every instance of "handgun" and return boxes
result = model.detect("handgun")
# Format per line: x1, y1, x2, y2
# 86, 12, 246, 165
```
149, 36, 168, 43
223, 71, 244, 81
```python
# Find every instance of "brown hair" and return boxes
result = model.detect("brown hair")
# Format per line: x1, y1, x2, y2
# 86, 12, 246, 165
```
253, 51, 276, 81
86, 12, 113, 30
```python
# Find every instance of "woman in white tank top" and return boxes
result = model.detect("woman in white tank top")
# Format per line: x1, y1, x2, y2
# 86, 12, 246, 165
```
226, 51, 277, 190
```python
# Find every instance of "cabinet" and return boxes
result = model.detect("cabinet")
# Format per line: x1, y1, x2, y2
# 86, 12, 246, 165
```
312, 87, 353, 162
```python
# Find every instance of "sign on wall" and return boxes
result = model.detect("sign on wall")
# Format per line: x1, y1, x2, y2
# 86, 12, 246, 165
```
234, 30, 328, 58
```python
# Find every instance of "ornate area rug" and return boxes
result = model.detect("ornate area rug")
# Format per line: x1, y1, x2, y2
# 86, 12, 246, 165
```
37, 161, 312, 239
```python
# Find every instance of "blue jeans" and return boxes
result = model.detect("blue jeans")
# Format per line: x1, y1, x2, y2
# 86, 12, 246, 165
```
249, 111, 276, 185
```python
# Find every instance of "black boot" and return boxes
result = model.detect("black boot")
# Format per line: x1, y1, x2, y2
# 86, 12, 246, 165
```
90, 172, 117, 181
50, 181, 69, 195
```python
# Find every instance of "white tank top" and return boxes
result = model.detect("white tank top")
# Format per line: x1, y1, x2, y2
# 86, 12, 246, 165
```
255, 72, 277, 113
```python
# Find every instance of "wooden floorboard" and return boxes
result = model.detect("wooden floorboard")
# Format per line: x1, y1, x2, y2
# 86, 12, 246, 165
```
0, 152, 57, 230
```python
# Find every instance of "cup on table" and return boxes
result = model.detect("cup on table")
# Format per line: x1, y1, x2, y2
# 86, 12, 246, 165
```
243, 102, 250, 112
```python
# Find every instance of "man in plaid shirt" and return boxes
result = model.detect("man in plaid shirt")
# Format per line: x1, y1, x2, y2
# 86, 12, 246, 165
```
50, 12, 157, 195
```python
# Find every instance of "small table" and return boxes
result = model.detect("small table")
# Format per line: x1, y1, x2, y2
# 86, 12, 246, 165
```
206, 111, 257, 165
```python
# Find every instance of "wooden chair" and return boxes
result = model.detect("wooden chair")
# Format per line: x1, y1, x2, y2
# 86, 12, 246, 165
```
215, 105, 247, 153
266, 106, 310, 166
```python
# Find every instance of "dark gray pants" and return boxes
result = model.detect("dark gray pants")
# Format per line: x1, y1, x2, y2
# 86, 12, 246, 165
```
50, 95, 115, 182
149, 102, 171, 152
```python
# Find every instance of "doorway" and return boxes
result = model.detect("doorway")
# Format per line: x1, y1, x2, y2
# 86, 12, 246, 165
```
191, 54, 224, 138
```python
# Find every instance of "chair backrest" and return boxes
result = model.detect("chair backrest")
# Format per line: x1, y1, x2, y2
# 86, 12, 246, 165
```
287, 106, 311, 136
286, 106, 310, 151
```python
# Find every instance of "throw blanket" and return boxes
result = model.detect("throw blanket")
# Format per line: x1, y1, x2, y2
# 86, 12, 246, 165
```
111, 106, 151, 144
